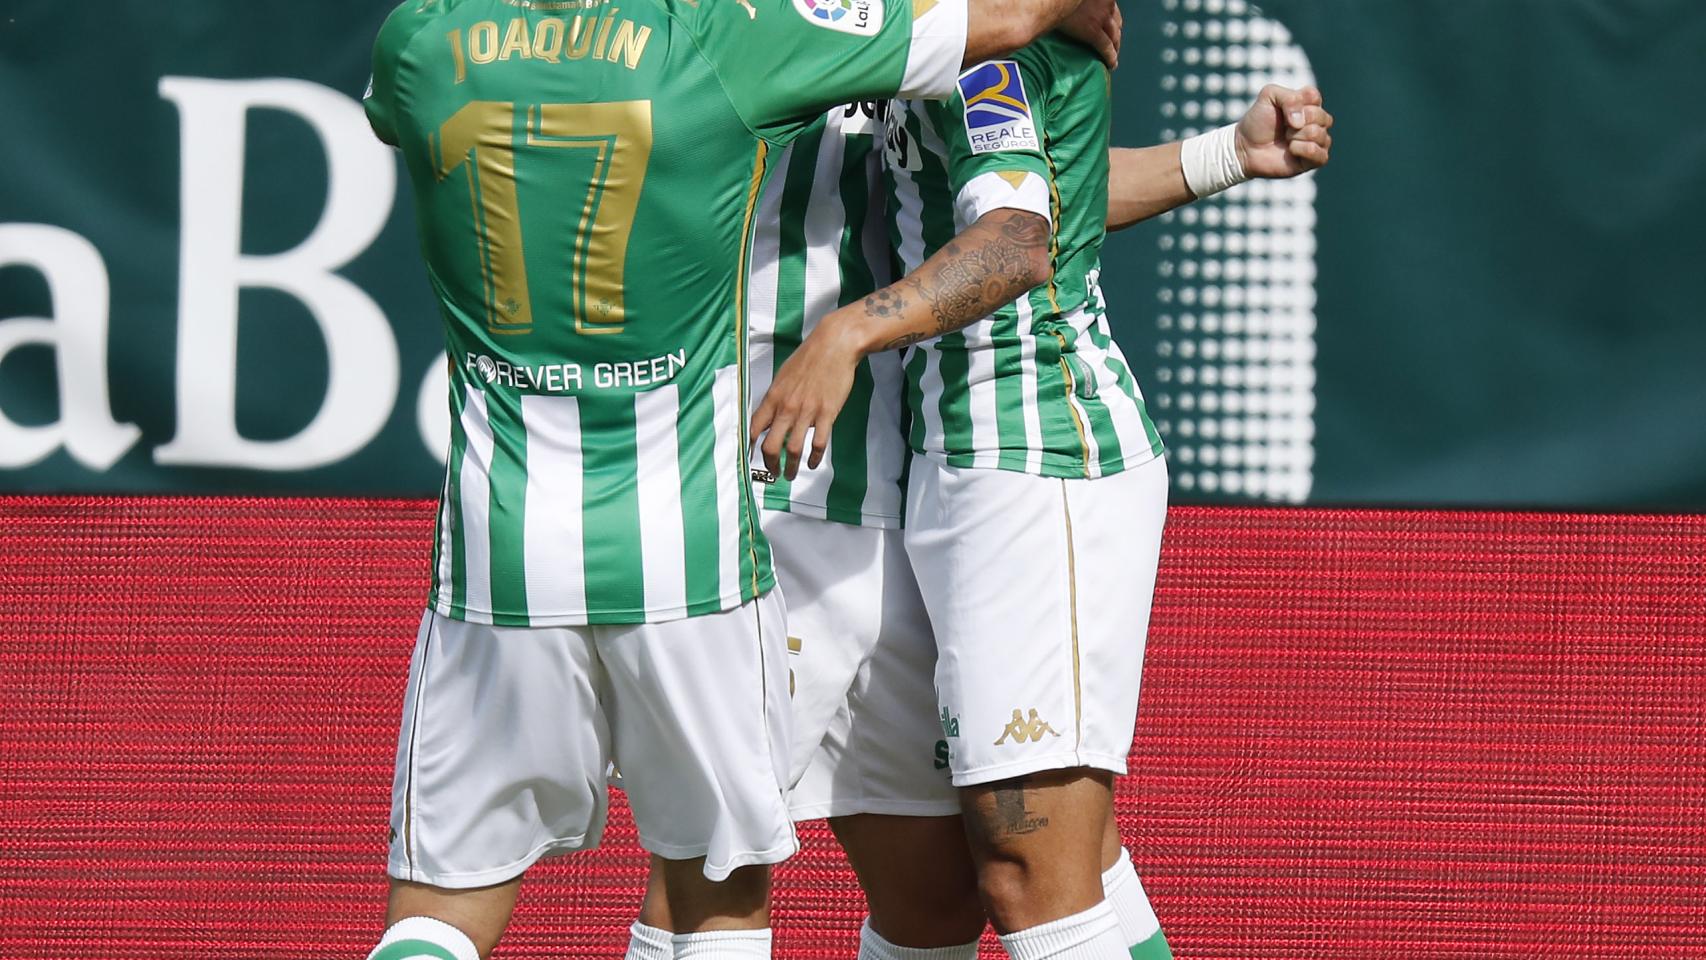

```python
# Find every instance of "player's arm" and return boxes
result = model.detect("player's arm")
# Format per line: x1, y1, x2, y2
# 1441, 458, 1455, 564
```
751, 207, 1048, 477
975, 0, 1120, 68
1108, 84, 1334, 230
752, 56, 1061, 477
695, 0, 1112, 145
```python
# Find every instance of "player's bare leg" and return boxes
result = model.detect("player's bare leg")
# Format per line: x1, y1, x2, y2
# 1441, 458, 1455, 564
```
830, 814, 986, 948
961, 770, 1114, 936
637, 857, 772, 931
370, 877, 521, 960
627, 858, 774, 960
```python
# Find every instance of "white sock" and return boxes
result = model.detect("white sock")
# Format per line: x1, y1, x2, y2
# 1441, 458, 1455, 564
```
366, 916, 480, 960
626, 922, 674, 960
997, 901, 1126, 960
858, 918, 981, 960
671, 928, 773, 960
1101, 847, 1165, 950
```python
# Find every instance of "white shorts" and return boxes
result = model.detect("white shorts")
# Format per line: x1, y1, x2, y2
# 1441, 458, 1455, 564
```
763, 509, 958, 821
904, 454, 1169, 787
387, 593, 796, 887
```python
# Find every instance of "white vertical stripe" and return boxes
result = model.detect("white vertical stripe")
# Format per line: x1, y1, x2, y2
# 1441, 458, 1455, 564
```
745, 145, 790, 429
457, 387, 494, 621
889, 105, 930, 274
747, 148, 789, 338
965, 342, 1001, 469
1015, 296, 1045, 474
864, 350, 908, 522
520, 394, 586, 618
634, 385, 688, 618
916, 346, 946, 458
712, 367, 743, 602
800, 129, 848, 340
898, 0, 969, 99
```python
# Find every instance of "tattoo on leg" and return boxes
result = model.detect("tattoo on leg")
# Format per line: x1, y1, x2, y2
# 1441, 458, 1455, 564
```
991, 779, 1050, 837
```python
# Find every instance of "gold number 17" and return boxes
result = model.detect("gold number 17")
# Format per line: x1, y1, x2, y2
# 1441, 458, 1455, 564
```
433, 99, 653, 336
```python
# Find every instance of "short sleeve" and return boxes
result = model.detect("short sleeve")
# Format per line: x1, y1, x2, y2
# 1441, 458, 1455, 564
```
689, 0, 967, 143
923, 55, 1056, 226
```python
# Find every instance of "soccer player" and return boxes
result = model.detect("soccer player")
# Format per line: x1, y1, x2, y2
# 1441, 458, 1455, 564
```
752, 38, 1332, 960
623, 97, 977, 960
357, 0, 1116, 958
626, 16, 1124, 959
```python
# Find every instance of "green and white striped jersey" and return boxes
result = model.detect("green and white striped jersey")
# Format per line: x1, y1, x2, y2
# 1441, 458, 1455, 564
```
367, 0, 969, 625
748, 102, 907, 529
884, 37, 1165, 479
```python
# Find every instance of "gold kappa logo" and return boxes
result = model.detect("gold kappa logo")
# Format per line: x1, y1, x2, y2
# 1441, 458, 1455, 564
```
994, 708, 1062, 745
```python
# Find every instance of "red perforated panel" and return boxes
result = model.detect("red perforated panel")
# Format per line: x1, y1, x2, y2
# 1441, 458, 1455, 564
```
1, 498, 1702, 958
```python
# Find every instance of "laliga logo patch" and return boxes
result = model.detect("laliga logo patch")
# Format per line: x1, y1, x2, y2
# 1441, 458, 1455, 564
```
793, 0, 883, 35
959, 61, 1040, 155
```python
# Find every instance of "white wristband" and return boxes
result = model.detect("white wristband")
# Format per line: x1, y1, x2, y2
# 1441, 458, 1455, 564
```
1180, 124, 1248, 199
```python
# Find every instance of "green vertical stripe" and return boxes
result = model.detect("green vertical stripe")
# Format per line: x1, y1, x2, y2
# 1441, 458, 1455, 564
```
579, 395, 645, 616
676, 387, 721, 607
825, 363, 874, 524
445, 381, 469, 620
484, 393, 531, 626
935, 338, 973, 453
820, 132, 881, 521
835, 135, 880, 306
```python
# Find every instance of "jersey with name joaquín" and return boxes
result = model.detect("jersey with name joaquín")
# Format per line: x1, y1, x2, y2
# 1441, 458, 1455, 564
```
884, 35, 1164, 479
747, 101, 909, 530
365, 0, 968, 625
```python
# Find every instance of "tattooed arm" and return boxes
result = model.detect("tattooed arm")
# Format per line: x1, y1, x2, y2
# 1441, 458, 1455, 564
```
750, 209, 1051, 479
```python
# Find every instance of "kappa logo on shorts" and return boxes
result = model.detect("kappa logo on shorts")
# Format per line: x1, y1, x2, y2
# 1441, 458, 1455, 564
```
994, 708, 1062, 745
793, 0, 883, 35
959, 62, 1040, 155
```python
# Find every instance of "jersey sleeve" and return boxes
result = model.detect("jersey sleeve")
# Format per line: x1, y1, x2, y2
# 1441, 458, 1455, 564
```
686, 0, 967, 143
363, 2, 435, 147
923, 50, 1059, 227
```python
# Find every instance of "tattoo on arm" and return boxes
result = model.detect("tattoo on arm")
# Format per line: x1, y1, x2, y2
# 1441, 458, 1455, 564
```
914, 211, 1050, 336
865, 209, 1051, 352
878, 331, 932, 352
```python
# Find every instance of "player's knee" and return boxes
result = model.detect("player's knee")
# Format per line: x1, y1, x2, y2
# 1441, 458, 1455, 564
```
973, 855, 1041, 931
867, 875, 986, 946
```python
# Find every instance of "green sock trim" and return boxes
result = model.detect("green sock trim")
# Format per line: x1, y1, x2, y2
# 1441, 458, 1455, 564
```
1129, 931, 1174, 960
370, 940, 462, 960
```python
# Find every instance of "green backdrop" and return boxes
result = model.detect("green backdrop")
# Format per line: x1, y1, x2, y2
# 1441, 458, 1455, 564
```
2, 0, 1702, 506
